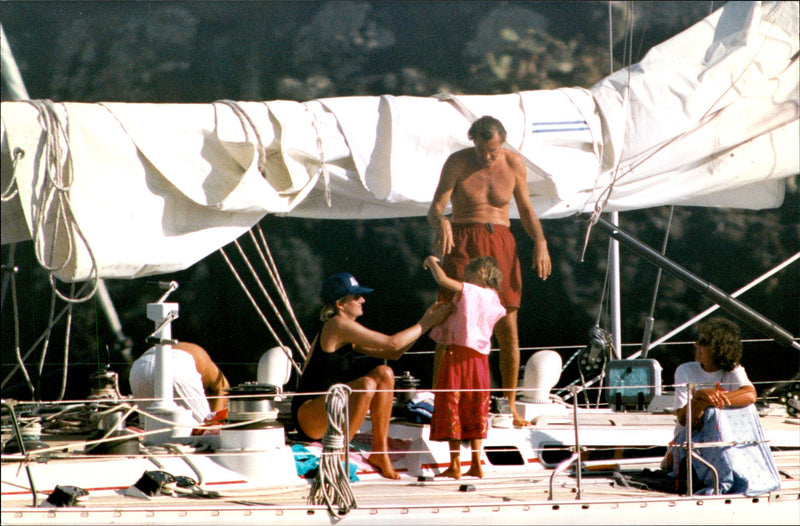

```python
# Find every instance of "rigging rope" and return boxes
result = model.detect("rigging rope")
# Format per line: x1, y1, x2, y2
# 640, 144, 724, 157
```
9, 265, 35, 397
57, 283, 76, 401
308, 384, 357, 516
252, 225, 310, 356
238, 229, 309, 359
0, 282, 92, 390
218, 244, 304, 375
36, 289, 58, 399
640, 205, 674, 357
581, 0, 637, 258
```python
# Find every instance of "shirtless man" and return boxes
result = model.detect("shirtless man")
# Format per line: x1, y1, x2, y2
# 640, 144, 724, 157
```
173, 341, 230, 414
129, 341, 230, 422
428, 115, 551, 427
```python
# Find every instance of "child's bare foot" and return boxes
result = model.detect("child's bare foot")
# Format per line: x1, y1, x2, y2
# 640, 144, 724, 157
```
436, 466, 462, 479
464, 464, 484, 478
367, 454, 400, 480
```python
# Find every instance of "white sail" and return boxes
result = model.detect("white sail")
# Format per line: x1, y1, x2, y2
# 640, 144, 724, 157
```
1, 1, 797, 282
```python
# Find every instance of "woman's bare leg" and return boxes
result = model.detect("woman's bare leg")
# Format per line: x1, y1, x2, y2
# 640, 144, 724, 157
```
349, 366, 399, 479
297, 366, 399, 479
295, 396, 330, 440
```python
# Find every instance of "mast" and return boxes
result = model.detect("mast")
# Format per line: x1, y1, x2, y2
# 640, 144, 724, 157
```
0, 24, 27, 310
609, 212, 622, 358
607, 4, 622, 358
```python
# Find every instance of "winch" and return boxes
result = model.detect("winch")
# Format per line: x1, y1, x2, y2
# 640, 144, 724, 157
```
215, 382, 296, 482
225, 382, 280, 425
396, 371, 420, 404
86, 367, 139, 455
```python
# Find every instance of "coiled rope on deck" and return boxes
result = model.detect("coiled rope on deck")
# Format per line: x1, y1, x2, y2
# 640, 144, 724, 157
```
308, 383, 357, 516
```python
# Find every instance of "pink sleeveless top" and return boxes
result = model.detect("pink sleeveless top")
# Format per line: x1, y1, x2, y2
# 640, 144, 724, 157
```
430, 282, 506, 355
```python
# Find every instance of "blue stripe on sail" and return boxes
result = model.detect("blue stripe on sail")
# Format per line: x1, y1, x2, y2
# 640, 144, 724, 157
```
532, 120, 586, 125
531, 120, 589, 133
531, 126, 590, 133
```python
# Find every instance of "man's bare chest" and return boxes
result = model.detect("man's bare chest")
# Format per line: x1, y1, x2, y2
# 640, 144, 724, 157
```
454, 170, 515, 207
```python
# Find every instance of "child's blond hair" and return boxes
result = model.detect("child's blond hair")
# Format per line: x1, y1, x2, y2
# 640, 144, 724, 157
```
464, 256, 503, 292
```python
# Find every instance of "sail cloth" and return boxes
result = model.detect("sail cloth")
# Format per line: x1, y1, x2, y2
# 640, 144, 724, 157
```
1, 1, 797, 281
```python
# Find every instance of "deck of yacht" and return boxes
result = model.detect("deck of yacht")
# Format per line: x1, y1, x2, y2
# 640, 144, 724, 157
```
3, 449, 798, 525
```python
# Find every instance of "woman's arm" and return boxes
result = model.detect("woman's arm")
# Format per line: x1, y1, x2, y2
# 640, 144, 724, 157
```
676, 384, 757, 427
332, 302, 452, 360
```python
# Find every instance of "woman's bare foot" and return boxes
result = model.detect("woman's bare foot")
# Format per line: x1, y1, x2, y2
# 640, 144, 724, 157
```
436, 465, 462, 479
464, 464, 484, 478
367, 453, 400, 480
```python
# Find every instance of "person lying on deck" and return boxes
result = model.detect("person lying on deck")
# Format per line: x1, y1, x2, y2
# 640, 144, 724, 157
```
129, 341, 230, 424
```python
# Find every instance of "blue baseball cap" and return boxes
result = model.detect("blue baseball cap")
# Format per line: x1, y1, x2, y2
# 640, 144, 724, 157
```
321, 272, 374, 304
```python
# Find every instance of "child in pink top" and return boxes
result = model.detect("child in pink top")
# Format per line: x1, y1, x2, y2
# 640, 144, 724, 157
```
424, 255, 506, 479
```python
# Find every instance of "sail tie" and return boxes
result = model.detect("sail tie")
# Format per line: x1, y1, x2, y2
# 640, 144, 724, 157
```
214, 100, 271, 179
305, 102, 332, 207
0, 146, 23, 201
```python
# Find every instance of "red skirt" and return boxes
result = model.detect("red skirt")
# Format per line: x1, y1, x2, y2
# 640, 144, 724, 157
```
429, 345, 490, 441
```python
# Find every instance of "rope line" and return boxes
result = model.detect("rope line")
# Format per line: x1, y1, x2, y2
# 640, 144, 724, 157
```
25, 99, 99, 304
253, 225, 311, 358
308, 384, 357, 516
218, 246, 303, 375
232, 237, 306, 363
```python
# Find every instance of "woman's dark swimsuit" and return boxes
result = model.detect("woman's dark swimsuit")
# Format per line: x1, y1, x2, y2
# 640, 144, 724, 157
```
290, 335, 359, 441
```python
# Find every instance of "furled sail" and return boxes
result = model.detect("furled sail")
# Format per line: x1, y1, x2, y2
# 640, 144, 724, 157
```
1, 1, 797, 282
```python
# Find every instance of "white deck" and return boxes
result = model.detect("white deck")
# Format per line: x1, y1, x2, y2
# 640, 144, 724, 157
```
2, 406, 799, 526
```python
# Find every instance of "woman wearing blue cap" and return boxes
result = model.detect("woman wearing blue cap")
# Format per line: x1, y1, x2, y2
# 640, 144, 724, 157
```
291, 272, 451, 479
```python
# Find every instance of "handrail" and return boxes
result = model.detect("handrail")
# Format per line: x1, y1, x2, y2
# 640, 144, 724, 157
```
548, 386, 584, 500
548, 452, 580, 501
689, 451, 720, 495
686, 384, 694, 495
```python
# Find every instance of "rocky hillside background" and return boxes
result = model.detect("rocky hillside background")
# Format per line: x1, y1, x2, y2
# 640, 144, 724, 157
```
1, 1, 797, 401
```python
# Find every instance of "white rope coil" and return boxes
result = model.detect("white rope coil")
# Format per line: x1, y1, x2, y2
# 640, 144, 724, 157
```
308, 383, 357, 516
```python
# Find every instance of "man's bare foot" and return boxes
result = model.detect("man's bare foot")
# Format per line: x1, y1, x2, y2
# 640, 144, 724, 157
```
464, 464, 484, 478
367, 453, 400, 480
512, 412, 531, 427
436, 466, 461, 479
